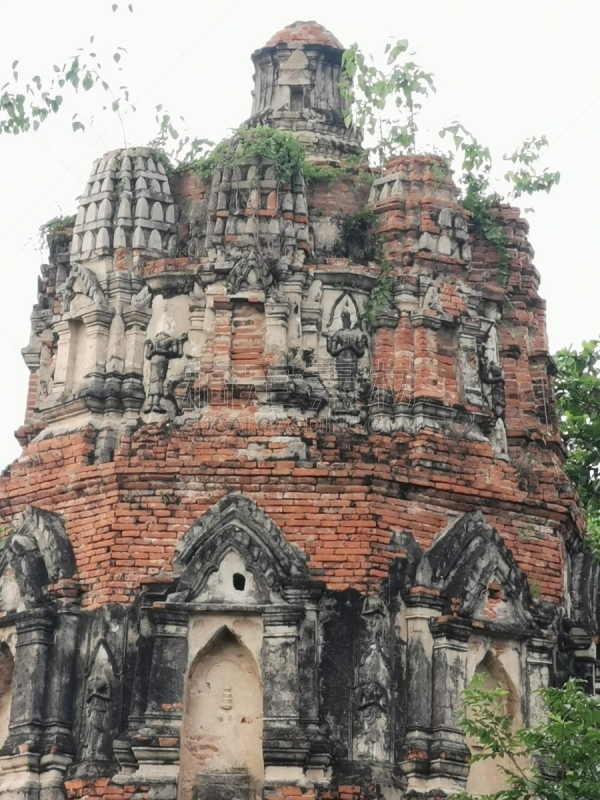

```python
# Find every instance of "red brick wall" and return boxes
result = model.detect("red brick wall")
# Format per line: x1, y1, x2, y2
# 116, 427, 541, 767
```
5, 158, 579, 613
0, 414, 572, 608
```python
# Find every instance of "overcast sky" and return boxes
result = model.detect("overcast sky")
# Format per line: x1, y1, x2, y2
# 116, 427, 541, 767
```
0, 0, 598, 468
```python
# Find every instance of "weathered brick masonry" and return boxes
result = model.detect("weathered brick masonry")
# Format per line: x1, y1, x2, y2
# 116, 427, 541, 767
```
0, 19, 596, 800
0, 419, 572, 605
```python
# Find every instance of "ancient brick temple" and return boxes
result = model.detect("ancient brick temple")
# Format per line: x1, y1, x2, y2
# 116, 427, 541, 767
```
0, 18, 597, 800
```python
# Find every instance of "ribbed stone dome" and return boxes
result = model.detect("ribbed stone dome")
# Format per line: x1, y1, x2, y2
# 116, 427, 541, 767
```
70, 147, 178, 263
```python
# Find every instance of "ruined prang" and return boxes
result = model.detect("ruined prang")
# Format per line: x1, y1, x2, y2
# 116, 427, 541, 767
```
0, 19, 597, 800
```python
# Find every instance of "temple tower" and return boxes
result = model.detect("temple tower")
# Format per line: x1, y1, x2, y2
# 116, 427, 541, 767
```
249, 20, 361, 158
0, 20, 596, 800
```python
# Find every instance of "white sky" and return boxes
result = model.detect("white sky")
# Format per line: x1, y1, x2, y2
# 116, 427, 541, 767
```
0, 0, 598, 468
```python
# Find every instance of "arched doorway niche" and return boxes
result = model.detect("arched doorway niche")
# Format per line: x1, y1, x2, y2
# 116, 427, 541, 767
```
178, 617, 264, 800
465, 644, 524, 795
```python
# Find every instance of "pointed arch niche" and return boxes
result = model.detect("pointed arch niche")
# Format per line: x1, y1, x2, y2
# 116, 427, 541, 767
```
465, 645, 524, 796
128, 496, 324, 792
179, 620, 264, 800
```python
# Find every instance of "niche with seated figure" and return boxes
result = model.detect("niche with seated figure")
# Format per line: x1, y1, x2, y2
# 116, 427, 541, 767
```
178, 626, 263, 800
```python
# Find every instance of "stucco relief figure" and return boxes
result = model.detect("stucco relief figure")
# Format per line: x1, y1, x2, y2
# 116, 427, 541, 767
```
356, 681, 389, 737
144, 331, 188, 413
228, 250, 273, 295
354, 595, 391, 761
479, 351, 506, 419
7, 532, 47, 607
478, 346, 508, 457
83, 681, 111, 762
326, 310, 368, 410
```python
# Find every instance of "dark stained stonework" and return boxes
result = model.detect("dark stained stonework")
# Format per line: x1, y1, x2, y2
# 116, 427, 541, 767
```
0, 18, 597, 800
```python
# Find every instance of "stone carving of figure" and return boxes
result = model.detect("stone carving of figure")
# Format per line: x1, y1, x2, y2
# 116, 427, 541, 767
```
356, 681, 389, 734
290, 373, 328, 412
144, 331, 188, 413
83, 680, 111, 762
353, 595, 391, 760
7, 532, 47, 606
326, 309, 368, 410
479, 350, 506, 419
228, 250, 273, 295
59, 264, 106, 313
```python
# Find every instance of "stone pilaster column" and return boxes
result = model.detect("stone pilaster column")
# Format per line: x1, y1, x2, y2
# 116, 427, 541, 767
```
123, 307, 152, 372
401, 590, 442, 785
283, 583, 329, 775
51, 319, 73, 393
282, 275, 306, 365
300, 302, 322, 366
81, 308, 113, 369
72, 308, 113, 411
261, 606, 310, 779
2, 610, 55, 754
42, 594, 81, 756
264, 300, 291, 368
188, 306, 206, 362
429, 619, 471, 788
142, 604, 188, 729
129, 603, 188, 785
199, 286, 221, 391
264, 300, 292, 405
392, 278, 419, 315
525, 637, 553, 727
122, 307, 152, 411
574, 643, 598, 694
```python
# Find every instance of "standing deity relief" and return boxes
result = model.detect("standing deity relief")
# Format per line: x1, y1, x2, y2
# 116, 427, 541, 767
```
324, 294, 370, 412
477, 320, 506, 420
144, 331, 188, 414
477, 319, 508, 457
353, 595, 392, 763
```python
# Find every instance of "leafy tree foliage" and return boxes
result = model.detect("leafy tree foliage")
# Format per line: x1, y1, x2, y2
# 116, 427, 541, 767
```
340, 40, 560, 286
192, 126, 306, 185
341, 40, 560, 198
554, 340, 600, 551
460, 676, 600, 800
340, 40, 435, 161
0, 4, 134, 136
